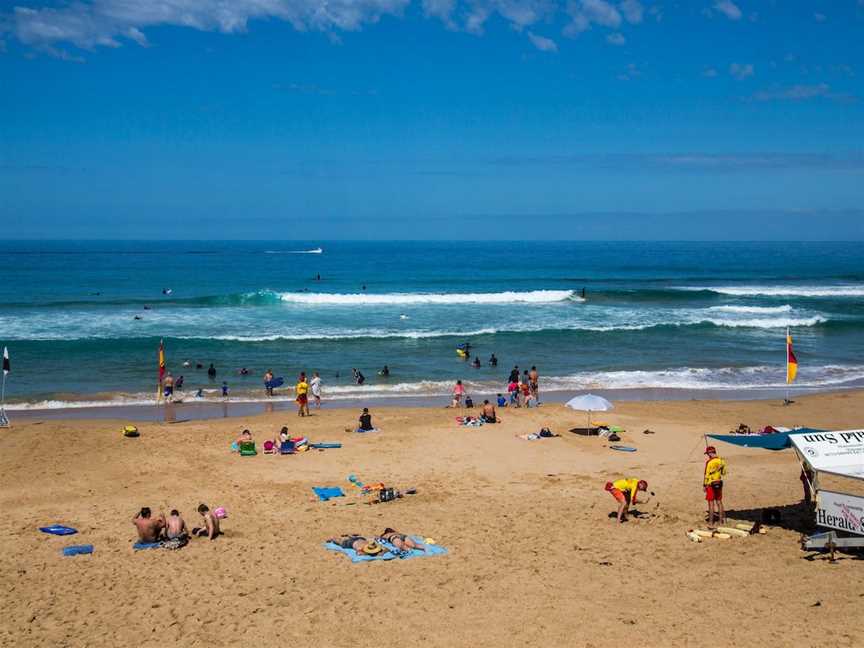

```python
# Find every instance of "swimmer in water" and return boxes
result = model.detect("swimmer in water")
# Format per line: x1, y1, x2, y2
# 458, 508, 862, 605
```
162, 288, 172, 295
472, 357, 481, 368
379, 365, 390, 377
133, 315, 142, 320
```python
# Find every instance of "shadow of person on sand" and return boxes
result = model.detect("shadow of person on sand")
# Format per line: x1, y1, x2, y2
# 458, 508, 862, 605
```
723, 501, 816, 534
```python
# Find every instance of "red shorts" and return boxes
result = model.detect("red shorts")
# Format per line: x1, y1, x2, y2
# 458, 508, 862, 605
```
297, 394, 308, 405
705, 482, 723, 502
605, 483, 629, 504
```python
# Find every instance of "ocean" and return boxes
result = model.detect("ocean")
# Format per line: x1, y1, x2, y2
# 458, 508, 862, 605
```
2, 240, 864, 412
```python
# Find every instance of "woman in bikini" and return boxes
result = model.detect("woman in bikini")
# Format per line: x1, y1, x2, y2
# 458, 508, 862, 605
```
379, 528, 425, 552
327, 534, 382, 555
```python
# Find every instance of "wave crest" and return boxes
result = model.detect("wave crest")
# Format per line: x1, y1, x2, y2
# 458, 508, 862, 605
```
275, 290, 578, 305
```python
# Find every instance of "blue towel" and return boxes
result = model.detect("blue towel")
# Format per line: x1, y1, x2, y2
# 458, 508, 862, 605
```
133, 542, 163, 551
310, 443, 342, 449
355, 428, 379, 434
313, 486, 345, 501
324, 536, 448, 563
63, 544, 94, 556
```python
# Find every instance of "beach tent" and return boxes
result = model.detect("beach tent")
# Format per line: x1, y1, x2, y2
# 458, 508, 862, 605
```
790, 430, 864, 549
565, 394, 613, 429
706, 427, 825, 451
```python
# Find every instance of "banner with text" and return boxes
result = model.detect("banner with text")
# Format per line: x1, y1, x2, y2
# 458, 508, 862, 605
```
816, 490, 864, 536
790, 430, 864, 479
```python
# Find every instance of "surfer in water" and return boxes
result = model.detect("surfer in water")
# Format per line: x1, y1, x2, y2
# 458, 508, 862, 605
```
379, 365, 390, 377
264, 370, 274, 397
489, 353, 498, 367
581, 287, 586, 299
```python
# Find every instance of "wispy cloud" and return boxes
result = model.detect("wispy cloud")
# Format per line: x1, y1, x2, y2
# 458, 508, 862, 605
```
606, 32, 626, 45
564, 0, 643, 37
617, 62, 640, 81
729, 62, 754, 80
702, 67, 718, 77
813, 12, 827, 23
527, 30, 558, 52
751, 83, 857, 103
712, 0, 742, 21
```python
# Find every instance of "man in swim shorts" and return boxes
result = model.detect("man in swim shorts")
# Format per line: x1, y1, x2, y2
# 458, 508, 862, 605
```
605, 478, 648, 523
264, 369, 274, 397
132, 507, 166, 542
191, 503, 221, 540
480, 399, 497, 423
529, 365, 539, 403
703, 446, 727, 527
165, 509, 188, 541
162, 373, 174, 401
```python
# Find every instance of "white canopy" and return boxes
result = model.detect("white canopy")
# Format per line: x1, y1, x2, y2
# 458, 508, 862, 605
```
789, 429, 864, 480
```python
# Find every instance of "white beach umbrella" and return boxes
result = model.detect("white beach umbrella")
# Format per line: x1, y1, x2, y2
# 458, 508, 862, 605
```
565, 393, 614, 429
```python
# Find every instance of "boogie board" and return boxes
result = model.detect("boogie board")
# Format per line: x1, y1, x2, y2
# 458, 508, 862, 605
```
266, 377, 285, 389
40, 525, 78, 536
609, 445, 637, 452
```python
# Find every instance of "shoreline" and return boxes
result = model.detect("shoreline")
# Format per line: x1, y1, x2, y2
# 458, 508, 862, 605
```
6, 384, 860, 423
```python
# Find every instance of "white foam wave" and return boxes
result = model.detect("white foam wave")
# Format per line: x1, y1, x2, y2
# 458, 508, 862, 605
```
678, 285, 864, 297
693, 315, 827, 329
707, 305, 793, 314
275, 290, 578, 305
9, 364, 864, 411
265, 248, 323, 254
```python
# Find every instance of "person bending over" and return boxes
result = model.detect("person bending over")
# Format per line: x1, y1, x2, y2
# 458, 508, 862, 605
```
191, 503, 221, 540
358, 408, 374, 432
604, 478, 648, 523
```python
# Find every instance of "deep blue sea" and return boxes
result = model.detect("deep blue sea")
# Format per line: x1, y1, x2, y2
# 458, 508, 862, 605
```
2, 240, 864, 410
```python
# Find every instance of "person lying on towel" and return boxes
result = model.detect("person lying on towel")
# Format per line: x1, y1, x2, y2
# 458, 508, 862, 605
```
327, 534, 383, 556
379, 528, 426, 552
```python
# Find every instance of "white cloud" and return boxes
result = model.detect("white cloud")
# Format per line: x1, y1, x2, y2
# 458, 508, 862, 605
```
12, 0, 414, 53
619, 0, 643, 24
606, 32, 625, 45
752, 83, 855, 103
729, 62, 754, 80
617, 62, 639, 80
565, 0, 622, 35
527, 30, 558, 51
713, 0, 742, 21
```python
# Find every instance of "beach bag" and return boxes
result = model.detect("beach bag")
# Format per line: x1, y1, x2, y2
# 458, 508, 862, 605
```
539, 427, 554, 438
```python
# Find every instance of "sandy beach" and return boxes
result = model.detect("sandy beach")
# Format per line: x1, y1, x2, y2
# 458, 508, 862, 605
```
2, 391, 863, 647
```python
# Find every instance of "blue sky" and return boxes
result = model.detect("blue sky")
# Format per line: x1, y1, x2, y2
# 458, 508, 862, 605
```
1, 0, 863, 239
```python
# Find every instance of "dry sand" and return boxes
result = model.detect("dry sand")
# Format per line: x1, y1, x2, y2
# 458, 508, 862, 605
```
2, 391, 864, 647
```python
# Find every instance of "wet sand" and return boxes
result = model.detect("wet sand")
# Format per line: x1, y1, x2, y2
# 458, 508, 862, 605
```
2, 390, 863, 647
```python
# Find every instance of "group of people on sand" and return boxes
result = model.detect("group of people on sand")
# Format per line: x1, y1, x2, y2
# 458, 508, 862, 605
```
328, 528, 425, 555
606, 445, 728, 526
132, 504, 221, 544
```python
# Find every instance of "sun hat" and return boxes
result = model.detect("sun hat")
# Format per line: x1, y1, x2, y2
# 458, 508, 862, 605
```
362, 541, 383, 555
637, 480, 648, 490
704, 446, 717, 455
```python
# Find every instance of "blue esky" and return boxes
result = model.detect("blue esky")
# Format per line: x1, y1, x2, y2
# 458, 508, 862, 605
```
1, 0, 863, 239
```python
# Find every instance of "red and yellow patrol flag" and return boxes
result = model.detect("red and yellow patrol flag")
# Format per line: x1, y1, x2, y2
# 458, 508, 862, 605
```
786, 328, 798, 384
158, 339, 166, 384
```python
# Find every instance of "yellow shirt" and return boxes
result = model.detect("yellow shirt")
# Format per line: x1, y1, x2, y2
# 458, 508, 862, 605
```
296, 381, 309, 396
704, 457, 727, 486
612, 478, 640, 503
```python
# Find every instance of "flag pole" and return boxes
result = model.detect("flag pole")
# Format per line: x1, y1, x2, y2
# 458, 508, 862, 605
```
785, 327, 789, 405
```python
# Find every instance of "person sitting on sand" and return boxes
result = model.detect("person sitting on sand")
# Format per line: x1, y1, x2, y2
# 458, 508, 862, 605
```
379, 527, 425, 552
704, 446, 727, 527
165, 509, 188, 541
604, 478, 648, 523
497, 393, 507, 408
191, 503, 220, 540
480, 399, 497, 423
236, 429, 253, 446
327, 534, 383, 555
132, 507, 165, 543
358, 408, 374, 432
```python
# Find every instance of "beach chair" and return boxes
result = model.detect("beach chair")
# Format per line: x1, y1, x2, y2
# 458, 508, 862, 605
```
239, 441, 257, 456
